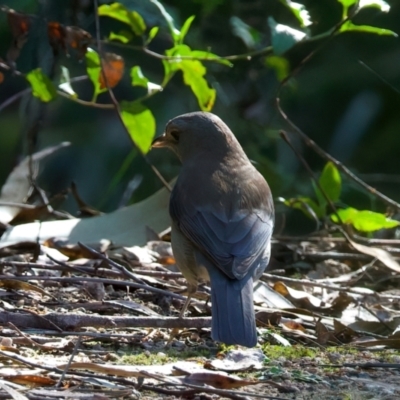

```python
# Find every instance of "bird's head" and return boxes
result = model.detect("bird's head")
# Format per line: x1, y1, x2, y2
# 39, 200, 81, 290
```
151, 112, 242, 163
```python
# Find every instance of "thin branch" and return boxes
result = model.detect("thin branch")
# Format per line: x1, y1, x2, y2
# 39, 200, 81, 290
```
93, 0, 171, 192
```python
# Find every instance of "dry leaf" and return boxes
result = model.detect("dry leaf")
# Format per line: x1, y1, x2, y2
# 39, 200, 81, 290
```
0, 142, 70, 224
345, 232, 400, 273
1, 180, 173, 247
99, 53, 125, 89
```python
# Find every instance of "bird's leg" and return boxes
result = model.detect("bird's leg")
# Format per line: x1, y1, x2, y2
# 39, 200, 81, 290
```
167, 284, 196, 345
179, 291, 193, 318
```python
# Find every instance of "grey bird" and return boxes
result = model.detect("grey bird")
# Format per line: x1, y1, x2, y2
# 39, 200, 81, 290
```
152, 112, 274, 347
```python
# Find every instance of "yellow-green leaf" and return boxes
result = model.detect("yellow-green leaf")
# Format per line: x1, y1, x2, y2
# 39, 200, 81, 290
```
85, 48, 107, 101
163, 44, 216, 111
109, 30, 133, 43
26, 69, 57, 102
120, 101, 156, 154
340, 21, 397, 36
331, 207, 400, 232
318, 161, 342, 203
98, 3, 146, 35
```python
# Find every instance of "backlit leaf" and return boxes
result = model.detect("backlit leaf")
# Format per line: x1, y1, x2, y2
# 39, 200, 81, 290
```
318, 162, 342, 203
26, 68, 57, 102
331, 207, 400, 232
163, 44, 216, 111
98, 3, 146, 35
120, 101, 156, 154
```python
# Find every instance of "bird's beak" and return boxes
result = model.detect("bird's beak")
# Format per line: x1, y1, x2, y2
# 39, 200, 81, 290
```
151, 133, 169, 148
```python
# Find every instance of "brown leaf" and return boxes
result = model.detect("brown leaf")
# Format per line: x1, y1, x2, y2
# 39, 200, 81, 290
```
6, 375, 57, 387
47, 22, 91, 57
345, 232, 400, 273
2, 7, 31, 62
182, 371, 258, 389
0, 279, 50, 297
99, 53, 125, 89
43, 238, 110, 259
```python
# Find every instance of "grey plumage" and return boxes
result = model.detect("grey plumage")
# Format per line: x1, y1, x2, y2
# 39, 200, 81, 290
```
152, 112, 274, 347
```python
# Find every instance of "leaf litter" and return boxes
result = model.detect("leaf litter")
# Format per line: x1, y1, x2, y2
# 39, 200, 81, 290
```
1, 186, 400, 398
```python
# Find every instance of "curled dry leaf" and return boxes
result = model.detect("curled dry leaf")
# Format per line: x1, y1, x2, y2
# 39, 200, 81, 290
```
47, 22, 92, 57
2, 6, 31, 62
344, 231, 400, 273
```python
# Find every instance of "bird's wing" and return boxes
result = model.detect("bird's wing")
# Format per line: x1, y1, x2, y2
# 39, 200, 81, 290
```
170, 188, 273, 280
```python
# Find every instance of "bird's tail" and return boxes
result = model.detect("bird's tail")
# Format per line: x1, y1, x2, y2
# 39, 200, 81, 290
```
206, 263, 257, 347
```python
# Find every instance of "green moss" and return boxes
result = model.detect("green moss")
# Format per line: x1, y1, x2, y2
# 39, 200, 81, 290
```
118, 347, 213, 365
261, 344, 320, 360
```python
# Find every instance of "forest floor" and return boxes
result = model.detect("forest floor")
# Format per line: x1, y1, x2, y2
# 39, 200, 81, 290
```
1, 226, 400, 399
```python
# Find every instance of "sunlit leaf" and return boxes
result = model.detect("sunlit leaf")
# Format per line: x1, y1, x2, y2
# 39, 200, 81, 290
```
148, 0, 180, 42
280, 0, 312, 28
59, 66, 77, 98
340, 21, 397, 36
318, 162, 342, 203
146, 26, 159, 44
189, 50, 232, 67
85, 48, 107, 100
283, 196, 324, 219
98, 3, 146, 35
177, 15, 195, 44
337, 0, 357, 17
130, 66, 162, 93
109, 30, 133, 43
130, 66, 149, 88
26, 68, 57, 102
268, 17, 307, 55
163, 44, 216, 111
359, 0, 390, 12
120, 101, 156, 154
331, 207, 400, 232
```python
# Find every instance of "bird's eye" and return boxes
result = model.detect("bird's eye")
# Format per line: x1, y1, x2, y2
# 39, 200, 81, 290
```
170, 130, 180, 141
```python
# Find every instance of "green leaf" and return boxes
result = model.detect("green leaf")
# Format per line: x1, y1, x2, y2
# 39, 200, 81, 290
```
148, 0, 180, 42
120, 101, 156, 154
280, 0, 312, 28
163, 44, 216, 111
130, 66, 162, 93
318, 162, 342, 203
85, 48, 106, 101
177, 15, 195, 44
337, 0, 357, 17
59, 66, 77, 98
98, 3, 146, 35
26, 68, 57, 102
130, 66, 149, 88
265, 55, 290, 81
109, 30, 133, 43
146, 26, 159, 45
340, 21, 397, 36
189, 50, 233, 67
268, 17, 307, 55
230, 16, 262, 49
331, 208, 400, 232
313, 181, 327, 214
284, 197, 324, 219
359, 0, 390, 12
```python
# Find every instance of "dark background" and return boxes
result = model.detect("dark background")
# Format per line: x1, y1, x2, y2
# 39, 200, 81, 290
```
0, 0, 399, 232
